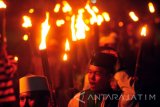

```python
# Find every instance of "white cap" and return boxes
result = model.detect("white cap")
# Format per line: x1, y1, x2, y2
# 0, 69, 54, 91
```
19, 75, 49, 93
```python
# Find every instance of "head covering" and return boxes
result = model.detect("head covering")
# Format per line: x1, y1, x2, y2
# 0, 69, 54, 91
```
90, 49, 118, 73
19, 75, 49, 93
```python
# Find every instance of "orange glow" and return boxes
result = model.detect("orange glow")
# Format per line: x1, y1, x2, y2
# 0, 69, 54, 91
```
71, 15, 77, 41
62, 1, 72, 13
63, 53, 68, 61
102, 12, 110, 22
92, 6, 99, 13
118, 21, 124, 27
71, 9, 89, 41
65, 16, 70, 21
56, 19, 65, 27
97, 15, 104, 26
54, 3, 61, 13
75, 9, 89, 40
129, 11, 139, 22
14, 56, 18, 62
148, 2, 155, 13
65, 39, 70, 51
91, 0, 97, 4
39, 12, 50, 50
0, 0, 6, 8
29, 8, 34, 13
22, 16, 32, 28
23, 34, 28, 41
75, 9, 86, 40
85, 4, 97, 25
140, 25, 147, 37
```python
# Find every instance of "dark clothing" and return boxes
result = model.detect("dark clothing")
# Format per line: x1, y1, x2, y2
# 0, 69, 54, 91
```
79, 89, 120, 107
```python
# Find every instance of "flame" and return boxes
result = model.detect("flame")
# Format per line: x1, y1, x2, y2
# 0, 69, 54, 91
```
54, 3, 61, 13
0, 0, 6, 8
29, 8, 34, 13
23, 34, 28, 41
85, 3, 97, 25
75, 9, 89, 40
63, 53, 68, 61
102, 12, 110, 22
75, 9, 86, 40
71, 15, 77, 41
62, 1, 72, 13
140, 25, 147, 37
63, 39, 70, 61
92, 6, 99, 13
97, 15, 104, 26
71, 9, 89, 41
65, 39, 70, 51
14, 56, 18, 62
91, 0, 97, 4
129, 11, 139, 22
22, 16, 32, 28
39, 12, 50, 50
148, 2, 155, 13
56, 19, 65, 27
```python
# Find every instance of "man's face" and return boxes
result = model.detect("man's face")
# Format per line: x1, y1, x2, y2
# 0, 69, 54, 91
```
88, 65, 111, 92
19, 92, 49, 107
19, 92, 36, 107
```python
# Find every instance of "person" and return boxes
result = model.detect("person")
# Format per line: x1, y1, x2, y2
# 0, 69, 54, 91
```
0, 34, 17, 107
68, 49, 139, 107
19, 75, 52, 107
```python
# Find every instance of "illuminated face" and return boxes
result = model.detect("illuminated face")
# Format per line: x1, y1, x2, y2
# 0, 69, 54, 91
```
19, 92, 36, 107
19, 92, 49, 107
88, 64, 112, 92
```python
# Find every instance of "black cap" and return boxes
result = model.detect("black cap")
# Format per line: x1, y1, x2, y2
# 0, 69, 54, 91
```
90, 51, 117, 73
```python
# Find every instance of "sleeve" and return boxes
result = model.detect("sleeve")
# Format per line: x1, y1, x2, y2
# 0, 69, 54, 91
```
68, 92, 81, 107
114, 71, 139, 107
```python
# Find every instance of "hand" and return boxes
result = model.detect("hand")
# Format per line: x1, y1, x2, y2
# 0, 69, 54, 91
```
114, 71, 135, 95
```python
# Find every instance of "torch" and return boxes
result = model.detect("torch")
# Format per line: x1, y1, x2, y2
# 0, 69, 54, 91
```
134, 25, 147, 77
39, 12, 54, 106
0, 0, 7, 61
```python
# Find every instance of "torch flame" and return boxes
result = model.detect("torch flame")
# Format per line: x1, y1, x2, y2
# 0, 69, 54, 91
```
56, 19, 65, 27
129, 11, 139, 22
23, 34, 28, 41
63, 53, 68, 61
29, 8, 34, 13
39, 12, 50, 50
62, 1, 72, 13
97, 15, 104, 26
14, 56, 18, 62
65, 39, 70, 51
140, 25, 147, 37
22, 16, 32, 28
85, 3, 97, 25
71, 15, 77, 41
92, 6, 99, 13
102, 12, 110, 22
0, 0, 6, 8
71, 9, 89, 41
54, 3, 61, 13
148, 2, 155, 13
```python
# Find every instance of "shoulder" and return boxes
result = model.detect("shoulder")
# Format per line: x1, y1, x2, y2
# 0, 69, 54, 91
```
68, 92, 81, 107
68, 89, 91, 107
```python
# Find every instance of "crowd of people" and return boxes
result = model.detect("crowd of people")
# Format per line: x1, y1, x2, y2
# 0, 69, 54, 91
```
0, 10, 160, 107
